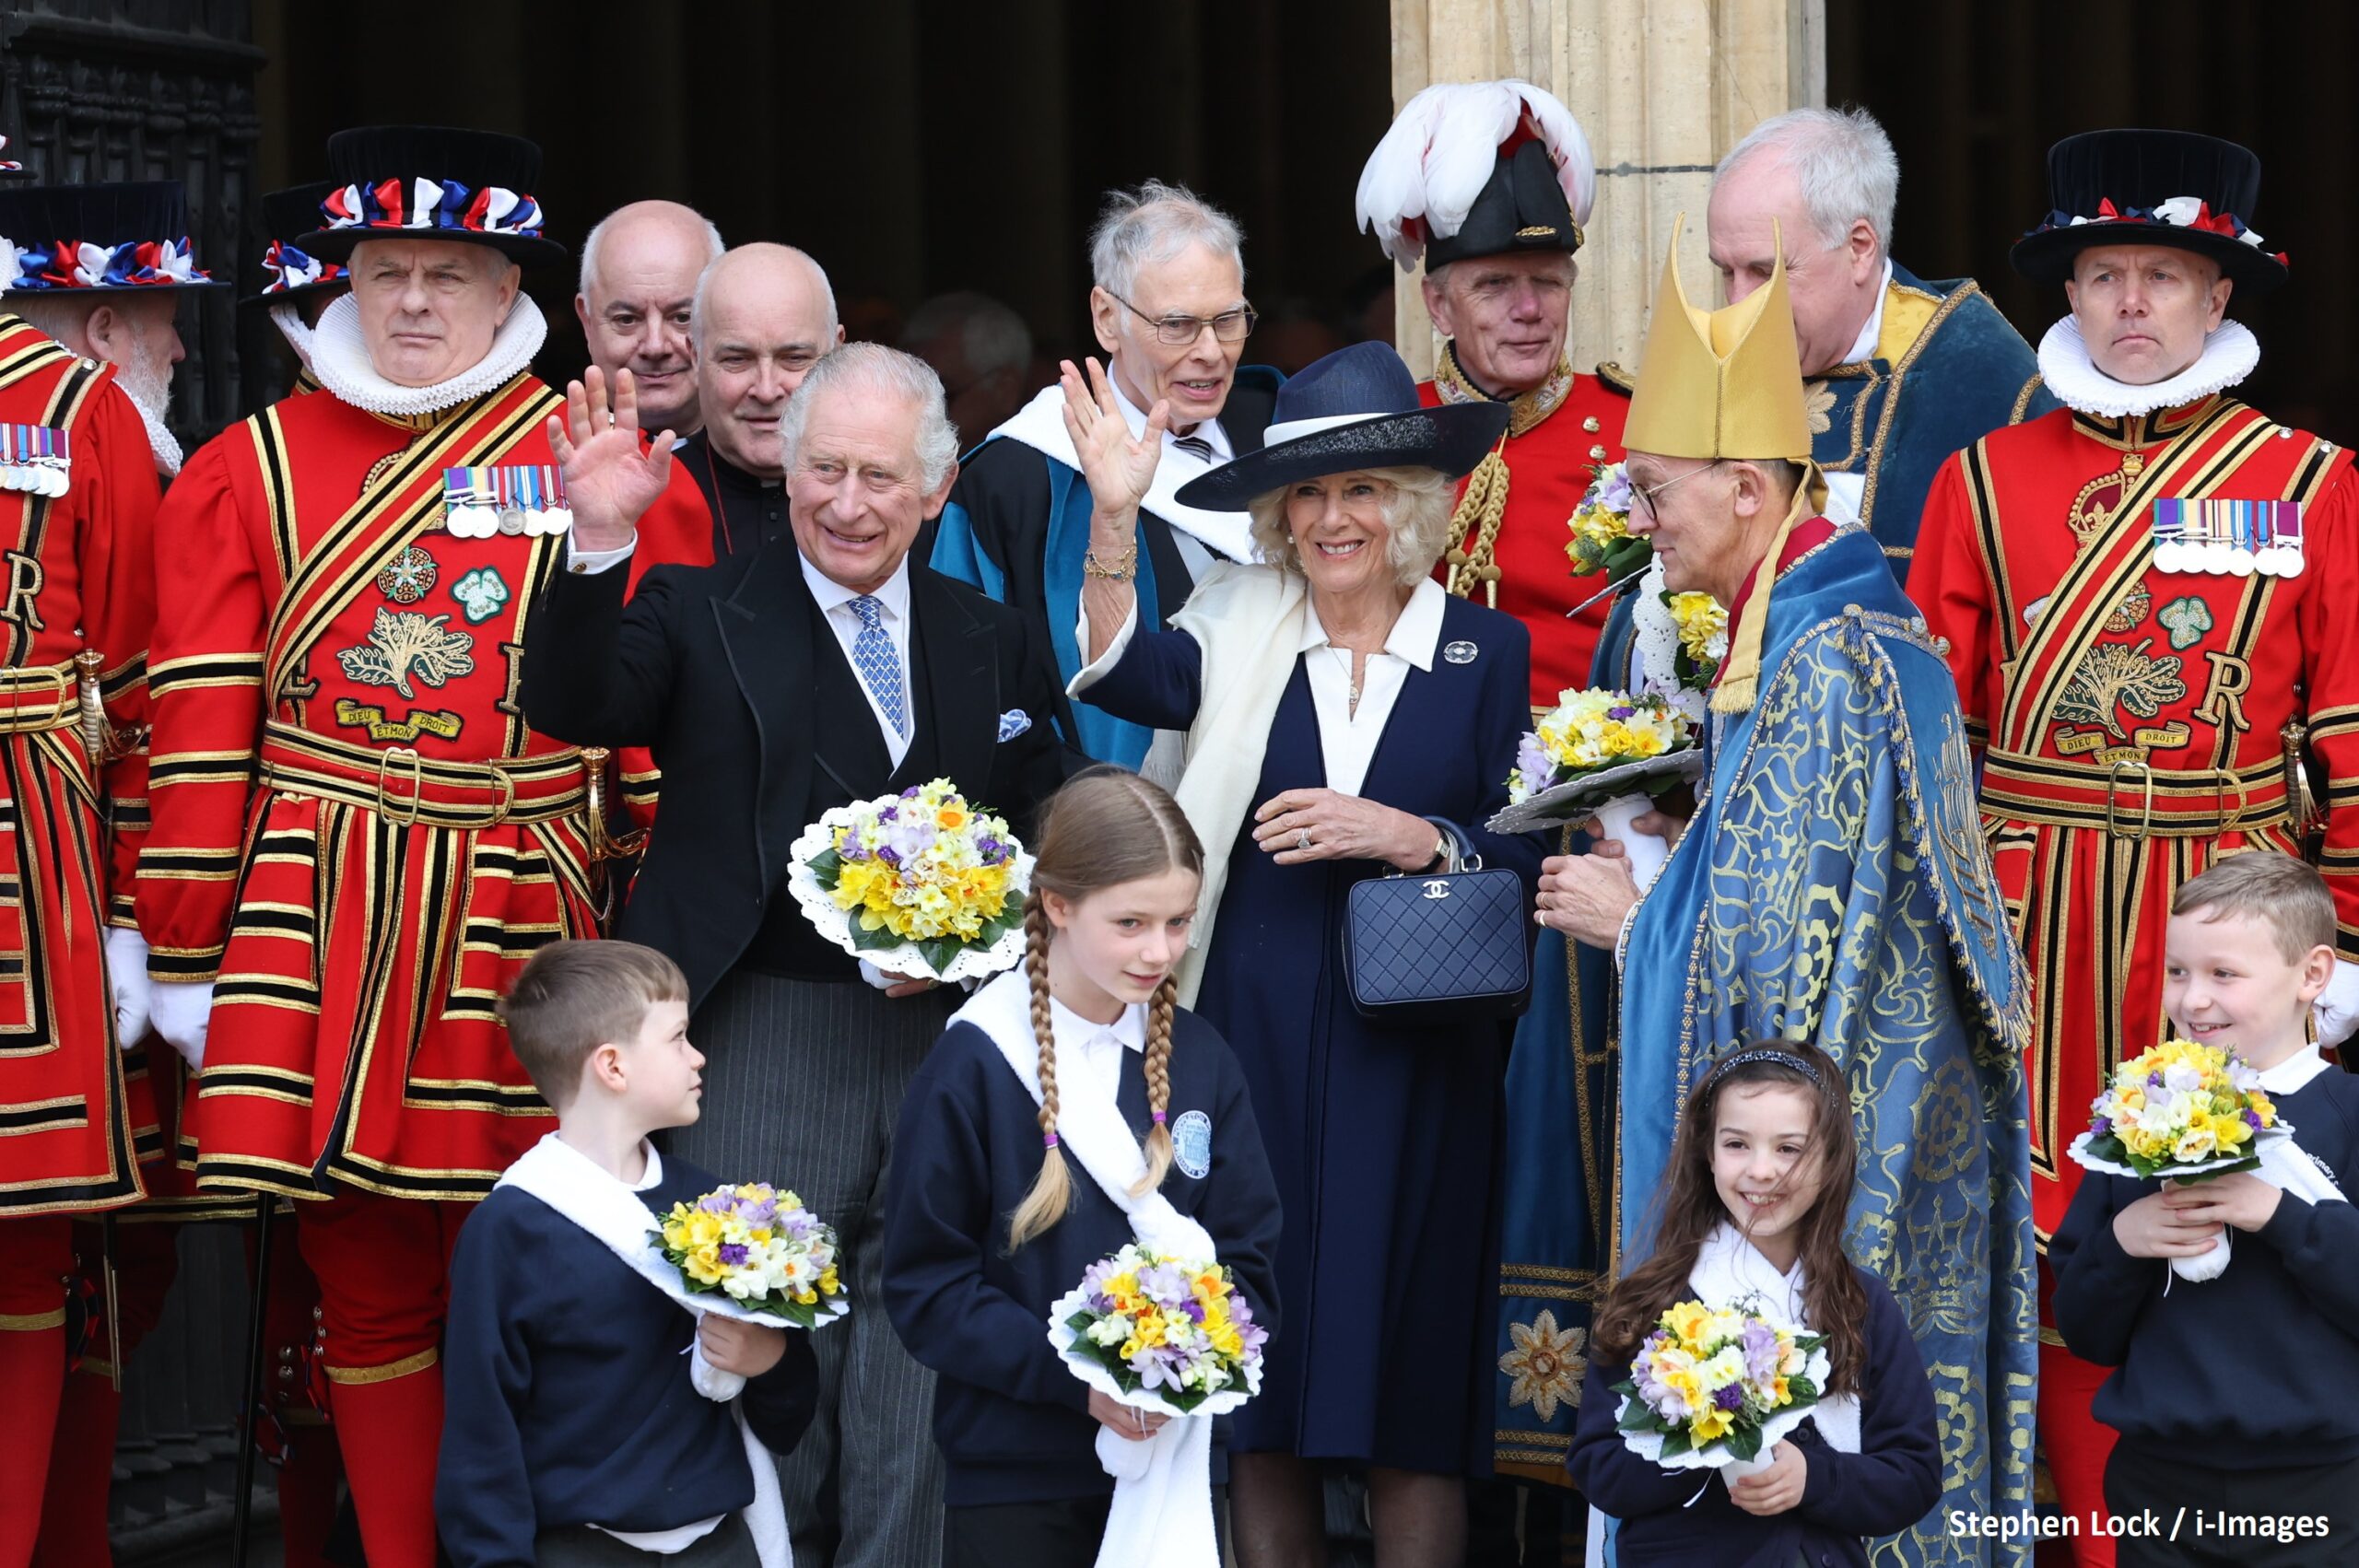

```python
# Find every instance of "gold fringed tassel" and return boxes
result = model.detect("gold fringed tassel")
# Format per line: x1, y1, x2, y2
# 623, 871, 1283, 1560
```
1444, 448, 1512, 605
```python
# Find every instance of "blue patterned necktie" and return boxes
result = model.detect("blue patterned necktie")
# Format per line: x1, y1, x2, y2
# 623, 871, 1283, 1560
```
849, 595, 908, 738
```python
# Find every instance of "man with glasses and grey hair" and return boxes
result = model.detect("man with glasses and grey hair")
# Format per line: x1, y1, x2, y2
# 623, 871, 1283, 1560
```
1706, 105, 2054, 557
524, 343, 1076, 1568
931, 180, 1282, 767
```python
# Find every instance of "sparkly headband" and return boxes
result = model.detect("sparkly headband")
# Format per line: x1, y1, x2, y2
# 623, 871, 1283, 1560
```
1708, 1047, 1821, 1085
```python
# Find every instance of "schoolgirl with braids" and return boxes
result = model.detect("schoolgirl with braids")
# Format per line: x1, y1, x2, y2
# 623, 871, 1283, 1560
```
881, 767, 1282, 1568
1566, 1040, 1942, 1567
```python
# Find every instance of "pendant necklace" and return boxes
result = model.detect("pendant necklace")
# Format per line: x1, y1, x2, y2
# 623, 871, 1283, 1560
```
1325, 642, 1363, 717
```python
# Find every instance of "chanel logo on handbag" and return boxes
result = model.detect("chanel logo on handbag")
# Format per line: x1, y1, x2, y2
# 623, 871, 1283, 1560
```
1421, 880, 1451, 900
1342, 816, 1532, 1027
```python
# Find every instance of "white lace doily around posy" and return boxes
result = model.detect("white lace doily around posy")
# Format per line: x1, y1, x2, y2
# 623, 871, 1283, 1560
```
783, 811, 1033, 984
1487, 748, 1705, 837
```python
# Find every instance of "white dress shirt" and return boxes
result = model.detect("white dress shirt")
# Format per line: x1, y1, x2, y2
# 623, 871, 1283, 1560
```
1108, 368, 1234, 579
1073, 576, 1449, 798
1822, 258, 1895, 530
1049, 991, 1147, 1100
800, 552, 916, 770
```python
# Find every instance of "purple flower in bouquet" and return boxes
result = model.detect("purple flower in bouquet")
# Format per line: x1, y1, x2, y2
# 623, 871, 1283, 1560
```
718, 1242, 748, 1266
1514, 730, 1554, 791
1593, 465, 1634, 514
1714, 1383, 1745, 1412
1741, 1320, 1781, 1383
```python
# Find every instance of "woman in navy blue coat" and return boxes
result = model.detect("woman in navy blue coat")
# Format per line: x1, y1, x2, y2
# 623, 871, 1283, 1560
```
1057, 341, 1538, 1563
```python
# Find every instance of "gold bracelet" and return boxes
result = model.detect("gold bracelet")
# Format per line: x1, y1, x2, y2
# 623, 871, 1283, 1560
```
1083, 546, 1139, 581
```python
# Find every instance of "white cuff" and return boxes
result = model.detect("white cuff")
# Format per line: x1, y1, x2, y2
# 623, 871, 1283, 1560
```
566, 535, 639, 576
1068, 598, 1141, 696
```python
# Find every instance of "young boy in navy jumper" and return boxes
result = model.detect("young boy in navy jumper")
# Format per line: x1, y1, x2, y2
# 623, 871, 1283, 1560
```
437, 942, 817, 1567
2051, 853, 2359, 1566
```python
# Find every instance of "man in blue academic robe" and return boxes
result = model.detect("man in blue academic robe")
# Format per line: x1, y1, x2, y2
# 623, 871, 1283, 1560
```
1537, 221, 2037, 1564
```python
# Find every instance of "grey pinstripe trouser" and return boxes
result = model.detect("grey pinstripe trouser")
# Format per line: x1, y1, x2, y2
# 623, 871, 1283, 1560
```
660, 968, 957, 1568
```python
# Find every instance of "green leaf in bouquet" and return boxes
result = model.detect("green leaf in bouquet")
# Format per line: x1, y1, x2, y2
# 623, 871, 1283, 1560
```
917, 936, 963, 976
1659, 1428, 1693, 1458
1786, 1376, 1818, 1403
1724, 1423, 1762, 1462
1602, 534, 1654, 583
808, 846, 843, 888
848, 918, 901, 954
1616, 1398, 1661, 1433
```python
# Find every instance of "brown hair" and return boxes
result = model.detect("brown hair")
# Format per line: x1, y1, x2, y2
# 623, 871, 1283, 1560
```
1590, 1039, 1872, 1398
499, 940, 688, 1109
2171, 850, 2337, 964
1004, 766, 1205, 1250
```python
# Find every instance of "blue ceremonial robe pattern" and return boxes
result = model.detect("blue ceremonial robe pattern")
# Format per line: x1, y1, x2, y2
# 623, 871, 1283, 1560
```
1618, 527, 2036, 1565
1080, 593, 1541, 1472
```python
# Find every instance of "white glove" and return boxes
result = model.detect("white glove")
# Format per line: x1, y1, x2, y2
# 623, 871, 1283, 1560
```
2315, 959, 2359, 1049
148, 980, 215, 1072
104, 928, 153, 1052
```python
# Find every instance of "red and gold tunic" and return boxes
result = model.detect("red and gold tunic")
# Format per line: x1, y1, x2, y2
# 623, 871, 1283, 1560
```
1909, 396, 2359, 1246
139, 372, 708, 1202
1420, 352, 1630, 708
0, 313, 160, 1218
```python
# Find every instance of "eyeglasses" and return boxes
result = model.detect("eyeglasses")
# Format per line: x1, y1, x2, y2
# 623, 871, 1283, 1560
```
1630, 460, 1724, 518
1108, 291, 1258, 345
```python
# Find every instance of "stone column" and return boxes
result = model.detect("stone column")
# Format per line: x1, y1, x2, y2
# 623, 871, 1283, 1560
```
1387, 0, 1825, 379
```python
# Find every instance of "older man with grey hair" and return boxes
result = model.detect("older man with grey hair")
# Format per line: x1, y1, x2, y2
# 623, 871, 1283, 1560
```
1705, 104, 2056, 556
524, 343, 1077, 1568
575, 198, 724, 439
931, 179, 1282, 768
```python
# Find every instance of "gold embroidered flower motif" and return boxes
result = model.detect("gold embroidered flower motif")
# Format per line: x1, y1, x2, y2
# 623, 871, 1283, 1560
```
1498, 1309, 1587, 1423
1802, 380, 1837, 436
2053, 638, 2186, 741
336, 608, 477, 700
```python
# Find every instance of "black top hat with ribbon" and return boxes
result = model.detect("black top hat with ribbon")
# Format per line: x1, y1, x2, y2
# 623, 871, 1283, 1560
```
1174, 340, 1510, 511
2012, 129, 2287, 295
297, 125, 564, 269
0, 180, 224, 294
241, 181, 351, 309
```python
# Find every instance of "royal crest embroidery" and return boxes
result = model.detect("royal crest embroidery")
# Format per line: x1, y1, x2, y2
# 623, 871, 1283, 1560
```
2159, 595, 2213, 651
375, 544, 438, 605
335, 608, 476, 700
451, 567, 511, 626
2052, 638, 2188, 743
1497, 1309, 1586, 1423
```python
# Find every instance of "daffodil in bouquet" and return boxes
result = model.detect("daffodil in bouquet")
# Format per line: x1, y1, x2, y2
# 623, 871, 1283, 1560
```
658, 1183, 848, 1330
786, 778, 1031, 982
1506, 688, 1696, 806
1666, 591, 1728, 688
1048, 1243, 1268, 1415
1612, 1298, 1829, 1478
1565, 461, 1650, 582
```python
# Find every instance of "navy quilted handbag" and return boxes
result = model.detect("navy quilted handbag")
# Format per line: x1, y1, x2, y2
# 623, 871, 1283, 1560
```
1341, 818, 1532, 1027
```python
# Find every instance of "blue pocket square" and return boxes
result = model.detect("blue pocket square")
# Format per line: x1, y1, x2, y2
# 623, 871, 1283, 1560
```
996, 709, 1032, 743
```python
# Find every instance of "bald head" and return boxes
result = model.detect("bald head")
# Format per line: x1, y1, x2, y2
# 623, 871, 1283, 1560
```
694, 244, 842, 479
576, 200, 724, 436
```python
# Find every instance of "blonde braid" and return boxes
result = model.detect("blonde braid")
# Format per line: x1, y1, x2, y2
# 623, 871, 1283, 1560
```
1131, 975, 1178, 1196
1004, 898, 1074, 1249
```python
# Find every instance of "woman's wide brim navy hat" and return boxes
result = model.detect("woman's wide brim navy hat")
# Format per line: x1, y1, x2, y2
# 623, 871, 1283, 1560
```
1174, 341, 1510, 511
2011, 129, 2288, 295
296, 125, 567, 270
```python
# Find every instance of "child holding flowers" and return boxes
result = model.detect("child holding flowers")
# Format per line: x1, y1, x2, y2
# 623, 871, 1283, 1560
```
437, 942, 817, 1568
2049, 853, 2359, 1563
1567, 1040, 1941, 1566
882, 767, 1281, 1568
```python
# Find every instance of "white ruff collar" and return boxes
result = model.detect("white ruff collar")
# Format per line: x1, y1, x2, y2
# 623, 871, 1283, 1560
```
310, 290, 546, 416
268, 298, 318, 375
135, 397, 182, 477
2036, 315, 2259, 419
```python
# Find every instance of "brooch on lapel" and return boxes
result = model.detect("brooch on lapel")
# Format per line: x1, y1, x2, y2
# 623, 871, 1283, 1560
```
1443, 640, 1478, 665
996, 709, 1032, 742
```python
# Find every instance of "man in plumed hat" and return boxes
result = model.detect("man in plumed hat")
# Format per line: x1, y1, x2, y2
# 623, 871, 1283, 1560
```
929, 179, 1281, 769
1356, 79, 1631, 702
0, 173, 182, 1562
1539, 220, 2036, 1562
1911, 129, 2359, 1561
133, 126, 710, 1568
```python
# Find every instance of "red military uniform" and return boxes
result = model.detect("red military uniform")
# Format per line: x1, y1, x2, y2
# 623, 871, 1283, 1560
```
1420, 351, 1629, 707
1911, 392, 2359, 1553
0, 311, 161, 1562
137, 368, 708, 1567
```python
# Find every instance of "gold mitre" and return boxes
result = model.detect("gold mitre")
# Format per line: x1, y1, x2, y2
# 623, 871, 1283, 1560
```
1623, 215, 1810, 462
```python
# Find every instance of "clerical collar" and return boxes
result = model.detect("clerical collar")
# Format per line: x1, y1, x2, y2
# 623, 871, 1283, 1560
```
1431, 340, 1571, 438
691, 428, 781, 494
2036, 314, 2259, 421
308, 291, 548, 419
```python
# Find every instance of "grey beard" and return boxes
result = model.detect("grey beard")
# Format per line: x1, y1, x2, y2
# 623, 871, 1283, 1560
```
116, 360, 182, 477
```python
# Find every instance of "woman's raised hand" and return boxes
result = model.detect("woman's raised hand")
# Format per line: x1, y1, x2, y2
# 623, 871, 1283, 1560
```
1059, 356, 1165, 521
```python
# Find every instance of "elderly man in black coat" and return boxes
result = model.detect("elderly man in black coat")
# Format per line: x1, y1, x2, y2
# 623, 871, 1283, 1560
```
522, 344, 1075, 1568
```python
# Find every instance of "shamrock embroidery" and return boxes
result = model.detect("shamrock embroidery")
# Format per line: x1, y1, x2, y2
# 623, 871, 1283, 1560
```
452, 566, 511, 626
2158, 595, 2212, 651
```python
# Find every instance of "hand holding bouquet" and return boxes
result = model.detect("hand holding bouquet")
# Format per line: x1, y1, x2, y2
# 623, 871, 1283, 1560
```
1048, 1243, 1267, 1416
2070, 1038, 2290, 1281
787, 778, 1030, 983
659, 1183, 848, 1329
1566, 462, 1649, 583
1612, 1298, 1829, 1484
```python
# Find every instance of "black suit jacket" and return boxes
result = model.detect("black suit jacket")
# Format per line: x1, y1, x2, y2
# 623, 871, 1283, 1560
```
522, 544, 1078, 1011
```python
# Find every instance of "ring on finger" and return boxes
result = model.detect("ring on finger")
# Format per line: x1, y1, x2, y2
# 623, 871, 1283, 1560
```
1296, 830, 1312, 852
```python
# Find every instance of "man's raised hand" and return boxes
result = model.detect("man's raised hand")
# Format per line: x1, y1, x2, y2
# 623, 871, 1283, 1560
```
547, 365, 675, 552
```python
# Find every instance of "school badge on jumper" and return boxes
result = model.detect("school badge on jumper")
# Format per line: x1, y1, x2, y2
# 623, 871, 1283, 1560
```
2151, 497, 2305, 579
441, 463, 571, 538
0, 423, 70, 497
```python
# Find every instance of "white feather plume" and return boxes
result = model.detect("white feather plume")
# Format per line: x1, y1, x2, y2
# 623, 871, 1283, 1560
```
1356, 79, 1597, 270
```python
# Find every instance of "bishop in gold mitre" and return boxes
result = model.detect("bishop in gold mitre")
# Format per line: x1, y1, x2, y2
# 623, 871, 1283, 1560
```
1542, 216, 2041, 1565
